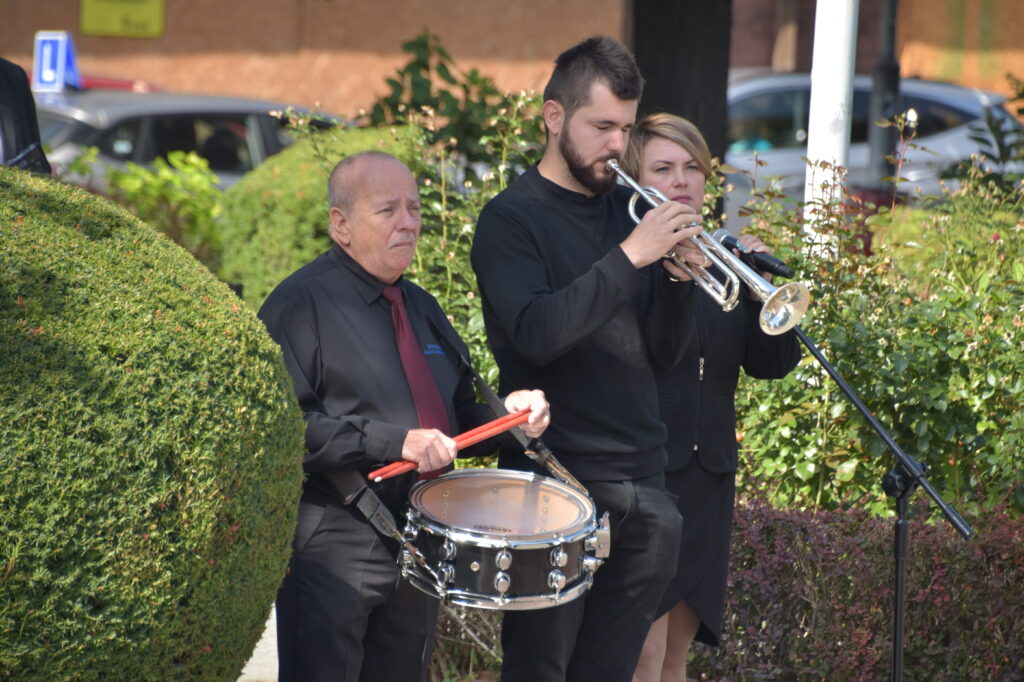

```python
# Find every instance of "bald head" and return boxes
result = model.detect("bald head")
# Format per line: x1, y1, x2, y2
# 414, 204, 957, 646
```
328, 151, 409, 213
327, 152, 422, 283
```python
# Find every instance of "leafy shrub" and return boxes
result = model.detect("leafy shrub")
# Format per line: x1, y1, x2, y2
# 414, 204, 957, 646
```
689, 488, 1024, 681
403, 94, 544, 384
940, 106, 1024, 193
733, 157, 1024, 515
364, 31, 544, 167
430, 605, 502, 681
0, 167, 304, 680
106, 151, 225, 272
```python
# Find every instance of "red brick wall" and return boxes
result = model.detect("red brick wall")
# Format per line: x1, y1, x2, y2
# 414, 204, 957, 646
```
2, 0, 1020, 116
731, 0, 889, 75
0, 0, 624, 117
899, 0, 1024, 98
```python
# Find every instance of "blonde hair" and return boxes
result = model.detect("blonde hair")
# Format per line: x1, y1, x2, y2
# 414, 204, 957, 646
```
622, 112, 713, 180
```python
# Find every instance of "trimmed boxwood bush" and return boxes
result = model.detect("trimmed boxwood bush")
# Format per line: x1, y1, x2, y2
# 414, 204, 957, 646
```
0, 167, 305, 680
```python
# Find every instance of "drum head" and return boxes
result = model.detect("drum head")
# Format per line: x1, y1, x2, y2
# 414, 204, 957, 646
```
409, 468, 593, 541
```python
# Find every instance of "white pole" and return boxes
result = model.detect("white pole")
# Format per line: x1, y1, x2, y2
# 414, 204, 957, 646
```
803, 0, 860, 238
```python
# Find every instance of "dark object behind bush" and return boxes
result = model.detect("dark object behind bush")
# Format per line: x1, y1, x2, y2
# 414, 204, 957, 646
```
0, 167, 305, 680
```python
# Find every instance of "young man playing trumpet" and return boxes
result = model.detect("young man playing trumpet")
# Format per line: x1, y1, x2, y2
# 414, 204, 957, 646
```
471, 36, 707, 681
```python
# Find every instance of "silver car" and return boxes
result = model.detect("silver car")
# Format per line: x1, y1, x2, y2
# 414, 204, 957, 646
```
35, 89, 337, 191
723, 73, 1023, 229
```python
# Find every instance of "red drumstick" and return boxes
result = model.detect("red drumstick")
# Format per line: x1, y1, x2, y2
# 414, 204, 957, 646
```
367, 410, 531, 482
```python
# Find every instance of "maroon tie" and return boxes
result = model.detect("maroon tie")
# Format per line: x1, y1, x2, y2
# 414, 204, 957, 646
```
382, 285, 451, 479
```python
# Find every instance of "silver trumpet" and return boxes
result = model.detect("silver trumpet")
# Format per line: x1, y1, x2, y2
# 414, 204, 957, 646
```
606, 159, 811, 335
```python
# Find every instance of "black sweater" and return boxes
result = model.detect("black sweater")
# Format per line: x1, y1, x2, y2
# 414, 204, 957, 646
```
471, 166, 696, 481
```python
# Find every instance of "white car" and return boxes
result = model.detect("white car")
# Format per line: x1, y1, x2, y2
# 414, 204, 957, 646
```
723, 73, 1023, 229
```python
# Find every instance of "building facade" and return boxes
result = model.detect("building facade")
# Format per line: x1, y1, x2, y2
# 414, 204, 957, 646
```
2, 0, 1021, 119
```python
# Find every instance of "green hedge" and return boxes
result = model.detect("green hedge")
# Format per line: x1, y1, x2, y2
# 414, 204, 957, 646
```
690, 488, 1024, 681
0, 167, 305, 680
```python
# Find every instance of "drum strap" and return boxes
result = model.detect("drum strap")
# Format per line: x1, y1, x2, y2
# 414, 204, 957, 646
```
354, 487, 404, 542
323, 469, 404, 543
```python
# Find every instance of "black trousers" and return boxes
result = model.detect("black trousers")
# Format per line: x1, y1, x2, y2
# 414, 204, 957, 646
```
276, 490, 439, 682
500, 475, 683, 681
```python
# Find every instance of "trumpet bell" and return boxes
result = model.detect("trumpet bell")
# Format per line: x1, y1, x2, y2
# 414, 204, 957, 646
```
760, 281, 811, 335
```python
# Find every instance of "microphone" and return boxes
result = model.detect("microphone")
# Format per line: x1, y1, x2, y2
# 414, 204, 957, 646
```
712, 229, 795, 279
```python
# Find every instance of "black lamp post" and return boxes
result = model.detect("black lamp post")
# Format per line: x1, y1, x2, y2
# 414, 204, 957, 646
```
867, 0, 901, 193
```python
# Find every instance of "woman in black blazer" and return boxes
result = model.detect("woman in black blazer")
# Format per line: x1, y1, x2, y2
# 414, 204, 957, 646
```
624, 113, 801, 682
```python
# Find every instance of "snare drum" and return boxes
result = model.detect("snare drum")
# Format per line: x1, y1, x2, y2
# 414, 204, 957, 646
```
400, 468, 609, 610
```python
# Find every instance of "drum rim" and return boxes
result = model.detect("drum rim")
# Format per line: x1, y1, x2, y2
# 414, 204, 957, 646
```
408, 468, 596, 543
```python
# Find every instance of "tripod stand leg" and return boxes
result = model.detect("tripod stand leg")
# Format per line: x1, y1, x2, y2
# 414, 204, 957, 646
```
883, 468, 915, 682
892, 490, 909, 682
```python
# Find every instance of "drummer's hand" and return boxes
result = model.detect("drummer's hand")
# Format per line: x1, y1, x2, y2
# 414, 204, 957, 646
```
401, 428, 457, 474
503, 389, 550, 438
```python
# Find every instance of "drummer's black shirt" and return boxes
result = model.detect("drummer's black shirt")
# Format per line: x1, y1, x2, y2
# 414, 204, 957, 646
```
258, 244, 493, 509
471, 165, 697, 481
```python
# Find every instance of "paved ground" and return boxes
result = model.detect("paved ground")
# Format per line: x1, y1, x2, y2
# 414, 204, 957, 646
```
238, 611, 277, 682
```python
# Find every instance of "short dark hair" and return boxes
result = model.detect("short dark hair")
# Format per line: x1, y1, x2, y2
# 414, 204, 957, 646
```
542, 36, 644, 120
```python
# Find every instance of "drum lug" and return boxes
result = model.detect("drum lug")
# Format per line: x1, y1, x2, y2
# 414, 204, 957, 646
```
584, 512, 611, 558
440, 563, 456, 585
494, 571, 511, 594
549, 547, 568, 567
582, 556, 604, 575
402, 511, 419, 541
440, 538, 457, 561
495, 548, 512, 571
547, 569, 566, 591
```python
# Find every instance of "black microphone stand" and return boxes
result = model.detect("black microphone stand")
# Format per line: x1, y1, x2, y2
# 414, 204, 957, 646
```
789, 326, 974, 682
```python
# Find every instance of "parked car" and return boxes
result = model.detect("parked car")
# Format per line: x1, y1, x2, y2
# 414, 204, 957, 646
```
35, 89, 339, 191
722, 73, 1023, 228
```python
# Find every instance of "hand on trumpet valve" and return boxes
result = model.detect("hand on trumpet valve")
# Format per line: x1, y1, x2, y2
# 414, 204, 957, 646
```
620, 201, 703, 269
663, 237, 708, 281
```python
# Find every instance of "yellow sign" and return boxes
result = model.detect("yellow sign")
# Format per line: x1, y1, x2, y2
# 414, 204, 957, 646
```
80, 0, 165, 39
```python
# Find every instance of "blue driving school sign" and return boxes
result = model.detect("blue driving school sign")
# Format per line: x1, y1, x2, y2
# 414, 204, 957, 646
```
32, 31, 81, 93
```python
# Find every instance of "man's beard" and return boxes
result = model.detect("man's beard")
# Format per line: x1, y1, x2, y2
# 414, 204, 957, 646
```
559, 126, 618, 195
